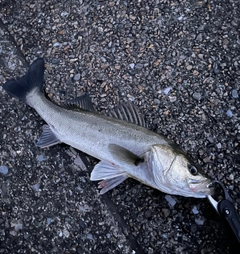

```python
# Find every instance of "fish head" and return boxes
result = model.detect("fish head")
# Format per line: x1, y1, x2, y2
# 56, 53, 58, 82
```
149, 144, 213, 198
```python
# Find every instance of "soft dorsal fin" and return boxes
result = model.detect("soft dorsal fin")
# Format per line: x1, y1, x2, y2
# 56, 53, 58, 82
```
65, 93, 95, 112
107, 103, 146, 127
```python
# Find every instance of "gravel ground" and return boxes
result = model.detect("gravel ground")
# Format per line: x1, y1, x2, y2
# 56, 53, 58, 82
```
0, 0, 240, 253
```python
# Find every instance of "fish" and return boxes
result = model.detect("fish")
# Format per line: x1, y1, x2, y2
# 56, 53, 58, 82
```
2, 58, 213, 198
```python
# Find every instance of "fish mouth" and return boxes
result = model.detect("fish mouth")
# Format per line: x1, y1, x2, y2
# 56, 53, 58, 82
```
188, 179, 214, 196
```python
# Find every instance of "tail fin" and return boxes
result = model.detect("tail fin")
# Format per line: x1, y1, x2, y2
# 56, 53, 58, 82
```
3, 58, 45, 105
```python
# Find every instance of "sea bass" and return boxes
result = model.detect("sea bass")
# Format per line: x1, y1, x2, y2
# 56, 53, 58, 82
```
3, 58, 213, 198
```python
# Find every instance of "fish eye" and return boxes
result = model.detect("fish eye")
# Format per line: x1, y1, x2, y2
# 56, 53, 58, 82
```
188, 164, 198, 175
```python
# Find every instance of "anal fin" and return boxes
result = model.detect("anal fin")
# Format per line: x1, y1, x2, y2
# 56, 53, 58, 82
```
36, 125, 61, 148
90, 161, 128, 194
98, 175, 128, 194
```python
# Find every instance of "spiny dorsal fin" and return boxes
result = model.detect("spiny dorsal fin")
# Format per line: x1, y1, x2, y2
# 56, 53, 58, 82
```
65, 93, 95, 112
107, 103, 146, 127
108, 144, 144, 166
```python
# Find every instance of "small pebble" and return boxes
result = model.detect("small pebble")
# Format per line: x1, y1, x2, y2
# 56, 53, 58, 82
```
79, 219, 86, 228
169, 96, 177, 102
216, 143, 222, 149
162, 234, 167, 239
129, 63, 135, 69
74, 73, 81, 81
0, 166, 8, 175
192, 206, 199, 215
193, 70, 199, 76
87, 233, 93, 240
63, 228, 70, 238
162, 208, 170, 217
196, 33, 203, 41
52, 58, 60, 64
47, 218, 52, 225
10, 220, 23, 236
145, 210, 152, 218
232, 89, 238, 98
53, 42, 61, 47
61, 11, 69, 18
32, 183, 40, 191
165, 195, 176, 207
163, 87, 172, 95
74, 155, 87, 170
24, 232, 30, 239
195, 217, 205, 226
100, 56, 106, 62
193, 92, 201, 101
191, 224, 197, 233
213, 62, 219, 74
229, 174, 234, 181
135, 63, 143, 70
178, 15, 184, 21
226, 109, 233, 117
37, 155, 46, 162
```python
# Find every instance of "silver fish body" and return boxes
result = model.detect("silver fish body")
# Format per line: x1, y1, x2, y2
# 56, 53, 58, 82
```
3, 58, 213, 198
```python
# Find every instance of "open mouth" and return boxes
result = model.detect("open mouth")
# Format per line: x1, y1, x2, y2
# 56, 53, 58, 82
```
188, 179, 214, 195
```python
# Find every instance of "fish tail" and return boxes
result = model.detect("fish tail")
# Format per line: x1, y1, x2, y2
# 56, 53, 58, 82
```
3, 58, 45, 106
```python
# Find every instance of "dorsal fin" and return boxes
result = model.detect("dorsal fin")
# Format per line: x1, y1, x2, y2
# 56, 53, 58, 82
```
107, 103, 147, 127
65, 93, 95, 112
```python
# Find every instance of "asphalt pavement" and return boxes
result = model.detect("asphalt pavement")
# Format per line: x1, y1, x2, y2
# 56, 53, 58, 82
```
0, 0, 240, 253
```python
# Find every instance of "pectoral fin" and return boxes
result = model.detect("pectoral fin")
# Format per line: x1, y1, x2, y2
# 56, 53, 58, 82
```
36, 125, 61, 148
108, 144, 144, 166
90, 161, 128, 194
